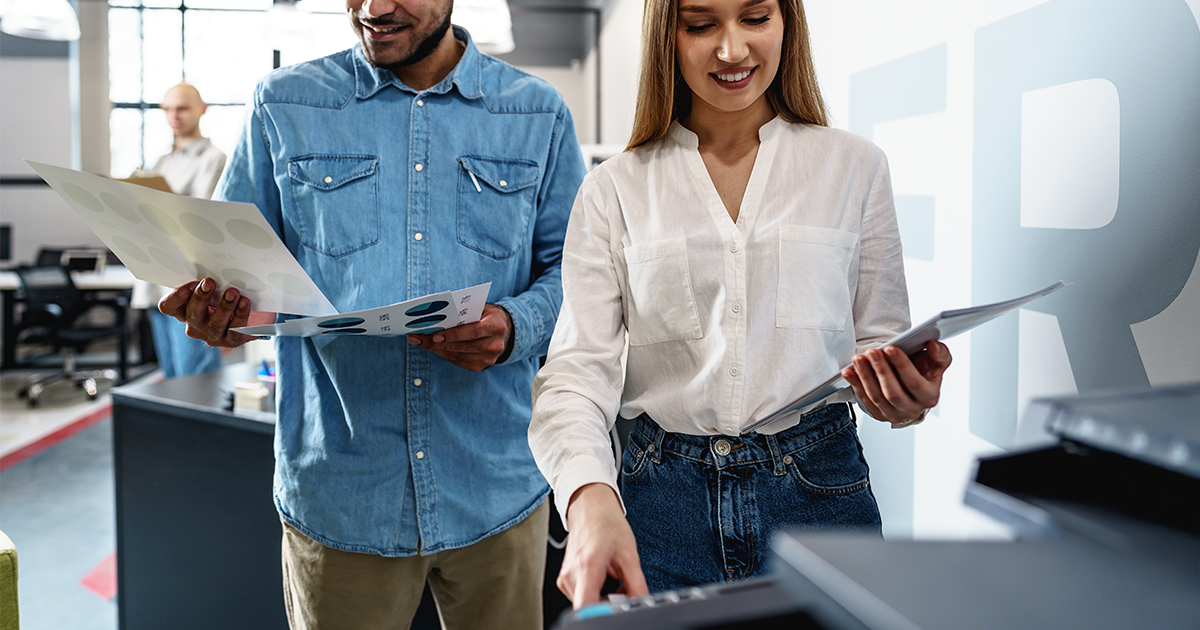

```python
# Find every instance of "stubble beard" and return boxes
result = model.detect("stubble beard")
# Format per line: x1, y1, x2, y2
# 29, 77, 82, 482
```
358, 3, 454, 73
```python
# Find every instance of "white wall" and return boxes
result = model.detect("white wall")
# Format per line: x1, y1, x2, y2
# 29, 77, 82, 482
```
806, 0, 1200, 539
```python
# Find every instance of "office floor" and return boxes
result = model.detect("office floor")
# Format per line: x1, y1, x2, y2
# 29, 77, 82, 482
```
0, 333, 166, 630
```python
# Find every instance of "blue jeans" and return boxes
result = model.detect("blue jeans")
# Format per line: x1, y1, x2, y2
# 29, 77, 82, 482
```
618, 403, 881, 592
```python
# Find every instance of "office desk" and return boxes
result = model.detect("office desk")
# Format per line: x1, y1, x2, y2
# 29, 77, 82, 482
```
112, 364, 284, 630
111, 363, 456, 630
0, 265, 137, 370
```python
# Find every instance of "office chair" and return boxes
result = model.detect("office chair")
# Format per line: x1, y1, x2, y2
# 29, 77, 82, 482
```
12, 265, 129, 406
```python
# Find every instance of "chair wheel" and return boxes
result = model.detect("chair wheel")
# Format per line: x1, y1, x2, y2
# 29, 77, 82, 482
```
16, 387, 28, 399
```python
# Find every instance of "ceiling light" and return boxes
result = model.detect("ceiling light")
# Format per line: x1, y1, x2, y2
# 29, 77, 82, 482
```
0, 0, 81, 42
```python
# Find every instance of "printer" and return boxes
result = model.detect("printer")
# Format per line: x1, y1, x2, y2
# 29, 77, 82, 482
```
554, 382, 1200, 629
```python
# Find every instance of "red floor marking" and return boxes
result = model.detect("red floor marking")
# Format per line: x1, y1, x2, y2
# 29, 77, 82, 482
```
0, 405, 112, 471
80, 551, 118, 601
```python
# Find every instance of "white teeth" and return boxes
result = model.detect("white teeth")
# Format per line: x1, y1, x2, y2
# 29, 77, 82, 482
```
368, 25, 400, 33
715, 70, 752, 82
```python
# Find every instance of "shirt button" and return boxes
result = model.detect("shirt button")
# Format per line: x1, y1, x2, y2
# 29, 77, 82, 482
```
499, 180, 507, 187
730, 243, 739, 253
416, 451, 425, 460
730, 367, 739, 377
414, 163, 424, 172
416, 99, 424, 107
413, 378, 422, 387
323, 176, 332, 184
713, 439, 731, 457
731, 303, 740, 313
414, 233, 423, 241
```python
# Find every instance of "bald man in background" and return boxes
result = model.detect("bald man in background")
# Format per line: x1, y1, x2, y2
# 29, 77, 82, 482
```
132, 82, 227, 377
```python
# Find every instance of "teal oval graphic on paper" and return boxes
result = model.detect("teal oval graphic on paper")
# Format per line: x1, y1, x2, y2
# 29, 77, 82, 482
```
322, 328, 367, 335
407, 314, 447, 328
181, 213, 225, 244
64, 182, 104, 213
226, 218, 274, 250
405, 301, 448, 317
317, 317, 366, 329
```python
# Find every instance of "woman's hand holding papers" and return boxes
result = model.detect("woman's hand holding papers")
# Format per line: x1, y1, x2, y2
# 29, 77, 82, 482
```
842, 340, 953, 425
159, 278, 276, 348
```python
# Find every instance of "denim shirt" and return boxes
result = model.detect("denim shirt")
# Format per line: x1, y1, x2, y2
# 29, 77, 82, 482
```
215, 28, 585, 555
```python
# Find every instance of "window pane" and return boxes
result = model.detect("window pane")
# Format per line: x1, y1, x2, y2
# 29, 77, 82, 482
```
185, 0, 270, 9
202, 105, 248, 161
184, 10, 272, 104
111, 108, 144, 176
108, 0, 140, 7
109, 8, 142, 103
142, 9, 183, 101
278, 12, 357, 68
142, 107, 174, 167
144, 0, 182, 7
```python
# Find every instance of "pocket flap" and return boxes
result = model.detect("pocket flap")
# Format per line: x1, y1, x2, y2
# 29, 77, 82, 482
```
288, 155, 379, 190
458, 156, 539, 193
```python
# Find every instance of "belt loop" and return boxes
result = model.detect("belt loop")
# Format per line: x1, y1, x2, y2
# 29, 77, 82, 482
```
640, 413, 667, 464
651, 422, 666, 463
765, 433, 786, 476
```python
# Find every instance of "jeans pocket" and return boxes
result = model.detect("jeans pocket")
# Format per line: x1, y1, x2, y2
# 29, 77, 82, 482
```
287, 155, 380, 258
456, 156, 540, 259
786, 424, 871, 495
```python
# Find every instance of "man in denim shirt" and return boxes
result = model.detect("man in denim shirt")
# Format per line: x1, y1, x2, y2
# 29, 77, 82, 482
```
159, 1, 585, 627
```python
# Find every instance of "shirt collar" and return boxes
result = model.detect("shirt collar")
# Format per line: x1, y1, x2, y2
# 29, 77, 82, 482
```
668, 115, 784, 150
353, 25, 484, 100
174, 136, 211, 156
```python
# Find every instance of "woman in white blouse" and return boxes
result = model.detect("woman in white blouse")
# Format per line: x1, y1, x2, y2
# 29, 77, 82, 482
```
529, 0, 953, 607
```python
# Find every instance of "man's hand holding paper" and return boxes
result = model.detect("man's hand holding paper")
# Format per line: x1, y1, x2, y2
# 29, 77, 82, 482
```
159, 278, 276, 348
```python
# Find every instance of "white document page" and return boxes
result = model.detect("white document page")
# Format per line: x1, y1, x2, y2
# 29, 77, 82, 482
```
28, 160, 337, 317
743, 281, 1068, 433
233, 283, 492, 338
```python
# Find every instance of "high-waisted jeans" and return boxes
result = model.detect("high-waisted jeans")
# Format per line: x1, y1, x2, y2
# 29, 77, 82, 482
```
618, 403, 881, 592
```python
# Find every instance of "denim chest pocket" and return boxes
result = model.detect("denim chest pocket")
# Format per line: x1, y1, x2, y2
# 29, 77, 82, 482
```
619, 238, 705, 346
456, 156, 540, 259
777, 225, 858, 331
287, 155, 380, 258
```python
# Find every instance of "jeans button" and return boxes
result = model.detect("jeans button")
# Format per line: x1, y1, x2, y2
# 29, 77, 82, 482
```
713, 439, 731, 457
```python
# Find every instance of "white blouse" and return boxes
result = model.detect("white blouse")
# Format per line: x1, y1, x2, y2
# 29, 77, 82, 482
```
529, 117, 912, 519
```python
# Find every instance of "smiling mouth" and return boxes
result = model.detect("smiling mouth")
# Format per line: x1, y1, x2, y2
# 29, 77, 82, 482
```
359, 21, 409, 36
713, 68, 754, 83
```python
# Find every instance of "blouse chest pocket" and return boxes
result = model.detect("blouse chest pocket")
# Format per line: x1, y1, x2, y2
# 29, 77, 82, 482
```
619, 238, 704, 346
777, 225, 858, 331
287, 155, 380, 258
456, 156, 540, 260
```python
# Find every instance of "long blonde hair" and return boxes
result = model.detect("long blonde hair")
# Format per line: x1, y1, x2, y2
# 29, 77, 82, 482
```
626, 0, 828, 150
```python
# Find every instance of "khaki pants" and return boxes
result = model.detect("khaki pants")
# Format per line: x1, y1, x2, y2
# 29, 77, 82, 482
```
281, 500, 548, 630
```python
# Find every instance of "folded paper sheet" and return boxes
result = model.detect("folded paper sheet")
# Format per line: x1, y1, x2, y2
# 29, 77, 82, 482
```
743, 281, 1068, 433
233, 283, 491, 338
28, 160, 337, 317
